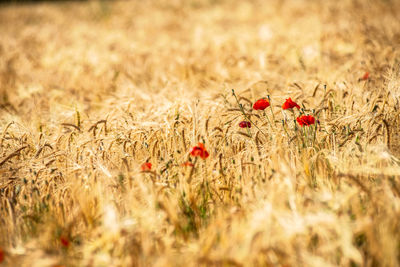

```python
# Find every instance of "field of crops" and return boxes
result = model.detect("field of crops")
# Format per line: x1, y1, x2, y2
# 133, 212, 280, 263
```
1, 0, 400, 266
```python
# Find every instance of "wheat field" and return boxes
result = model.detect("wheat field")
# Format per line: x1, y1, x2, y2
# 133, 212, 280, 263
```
1, 0, 400, 266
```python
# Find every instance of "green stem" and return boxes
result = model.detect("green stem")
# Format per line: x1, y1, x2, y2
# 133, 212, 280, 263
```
263, 110, 273, 133
187, 157, 198, 183
267, 95, 276, 127
282, 120, 291, 142
313, 123, 317, 147
232, 89, 267, 137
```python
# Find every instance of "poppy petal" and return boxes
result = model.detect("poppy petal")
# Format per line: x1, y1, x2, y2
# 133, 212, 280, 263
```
253, 99, 270, 110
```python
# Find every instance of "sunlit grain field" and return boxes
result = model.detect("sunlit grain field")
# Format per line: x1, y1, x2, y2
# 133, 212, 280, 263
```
1, 0, 400, 266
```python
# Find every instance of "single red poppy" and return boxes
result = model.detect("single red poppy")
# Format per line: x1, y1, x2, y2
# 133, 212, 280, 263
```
181, 161, 194, 167
282, 98, 300, 110
253, 98, 270, 110
239, 121, 251, 128
0, 247, 4, 263
190, 143, 209, 159
361, 72, 369, 80
60, 236, 70, 248
141, 162, 152, 171
296, 115, 316, 127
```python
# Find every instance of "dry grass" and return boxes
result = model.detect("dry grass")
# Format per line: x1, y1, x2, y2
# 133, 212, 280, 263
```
1, 0, 400, 266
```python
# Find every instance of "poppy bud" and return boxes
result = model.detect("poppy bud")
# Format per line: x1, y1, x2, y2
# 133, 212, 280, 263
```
239, 121, 251, 128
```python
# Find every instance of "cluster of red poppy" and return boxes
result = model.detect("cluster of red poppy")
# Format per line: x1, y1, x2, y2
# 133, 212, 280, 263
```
249, 97, 315, 127
140, 97, 318, 171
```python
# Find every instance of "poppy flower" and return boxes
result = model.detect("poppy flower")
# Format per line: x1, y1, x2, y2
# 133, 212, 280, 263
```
253, 98, 270, 110
361, 72, 369, 80
141, 162, 152, 171
60, 236, 70, 248
0, 247, 4, 263
181, 161, 194, 167
296, 115, 316, 127
239, 121, 251, 128
190, 143, 209, 159
282, 98, 300, 110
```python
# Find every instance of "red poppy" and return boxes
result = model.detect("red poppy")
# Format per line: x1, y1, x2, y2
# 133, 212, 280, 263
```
282, 98, 300, 110
190, 143, 209, 159
253, 98, 270, 110
60, 236, 70, 248
296, 115, 316, 127
239, 121, 251, 128
181, 161, 194, 167
0, 247, 4, 263
141, 162, 152, 171
361, 72, 369, 80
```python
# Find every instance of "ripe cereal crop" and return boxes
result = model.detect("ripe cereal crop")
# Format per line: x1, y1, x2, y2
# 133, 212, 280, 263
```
1, 0, 400, 266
